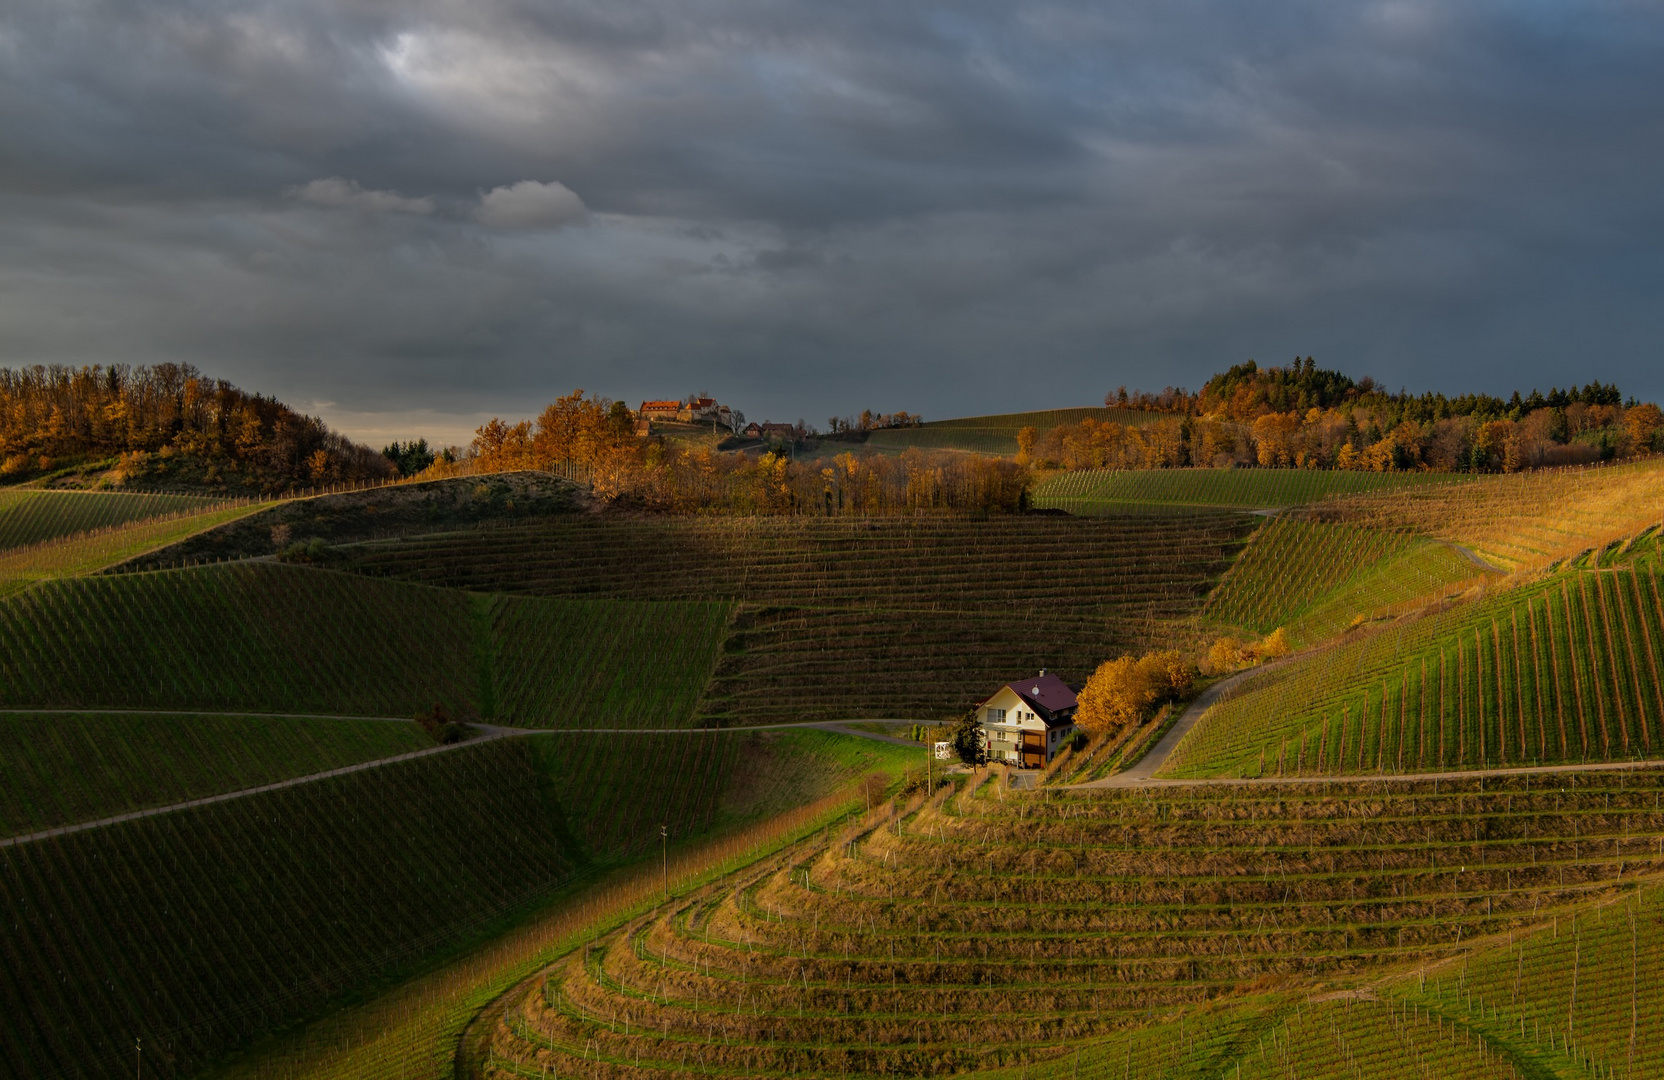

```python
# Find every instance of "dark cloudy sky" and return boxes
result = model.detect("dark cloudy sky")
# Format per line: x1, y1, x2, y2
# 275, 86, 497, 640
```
2, 1, 1662, 445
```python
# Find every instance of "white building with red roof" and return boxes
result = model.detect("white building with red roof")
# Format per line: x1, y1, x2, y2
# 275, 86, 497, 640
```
975, 671, 1079, 768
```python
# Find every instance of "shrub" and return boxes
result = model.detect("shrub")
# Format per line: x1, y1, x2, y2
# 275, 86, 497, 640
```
1077, 650, 1197, 737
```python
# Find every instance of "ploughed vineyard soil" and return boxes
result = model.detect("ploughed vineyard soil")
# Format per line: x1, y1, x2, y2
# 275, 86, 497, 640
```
7, 452, 1664, 1080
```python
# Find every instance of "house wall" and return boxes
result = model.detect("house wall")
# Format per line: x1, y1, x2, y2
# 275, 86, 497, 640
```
978, 687, 1079, 766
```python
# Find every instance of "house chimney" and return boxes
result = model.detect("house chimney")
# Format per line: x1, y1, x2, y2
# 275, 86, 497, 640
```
1039, 669, 1045, 676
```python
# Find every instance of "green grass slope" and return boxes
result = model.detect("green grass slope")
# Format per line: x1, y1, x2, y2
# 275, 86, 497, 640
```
858, 407, 1159, 455
0, 722, 915, 1080
339, 512, 1254, 722
1167, 565, 1664, 778
0, 712, 432, 836
483, 768, 1664, 1077
0, 489, 225, 551
114, 472, 586, 569
1202, 516, 1493, 648
0, 738, 575, 1080
0, 501, 269, 597
1034, 466, 1469, 511
0, 563, 730, 725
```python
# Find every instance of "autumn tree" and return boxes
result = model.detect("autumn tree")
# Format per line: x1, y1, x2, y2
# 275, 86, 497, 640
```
1076, 650, 1197, 738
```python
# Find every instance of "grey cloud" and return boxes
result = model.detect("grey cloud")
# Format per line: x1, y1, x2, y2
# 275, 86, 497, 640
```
475, 180, 587, 229
290, 177, 436, 214
1, 0, 1662, 442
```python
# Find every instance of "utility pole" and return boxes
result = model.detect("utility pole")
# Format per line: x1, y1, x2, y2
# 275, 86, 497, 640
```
661, 824, 668, 901
135, 1037, 141, 1080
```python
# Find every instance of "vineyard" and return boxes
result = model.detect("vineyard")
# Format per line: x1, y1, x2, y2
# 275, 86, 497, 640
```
1201, 516, 1493, 647
1309, 456, 1664, 571
0, 500, 268, 595
1167, 565, 1664, 778
0, 738, 576, 1080
0, 563, 730, 726
479, 768, 1664, 1078
0, 720, 841, 1080
1032, 467, 1465, 511
0, 489, 225, 551
0, 711, 431, 836
859, 408, 1159, 455
337, 512, 1253, 722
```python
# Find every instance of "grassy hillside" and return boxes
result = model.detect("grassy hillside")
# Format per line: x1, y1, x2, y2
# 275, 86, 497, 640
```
0, 500, 270, 596
0, 488, 226, 551
482, 768, 1664, 1077
1033, 466, 1467, 511
115, 472, 586, 569
0, 711, 432, 836
487, 595, 730, 727
1321, 456, 1664, 570
0, 724, 920, 1080
0, 563, 730, 725
1167, 565, 1664, 778
1202, 516, 1493, 647
0, 738, 576, 1080
859, 407, 1159, 455
338, 512, 1254, 721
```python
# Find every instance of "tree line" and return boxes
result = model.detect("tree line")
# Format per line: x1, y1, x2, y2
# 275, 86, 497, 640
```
1027, 358, 1661, 473
446, 389, 1027, 514
0, 364, 394, 491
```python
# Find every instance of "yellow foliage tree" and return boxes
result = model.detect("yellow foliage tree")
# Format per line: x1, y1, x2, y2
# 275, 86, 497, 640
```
1206, 636, 1243, 674
1076, 650, 1197, 737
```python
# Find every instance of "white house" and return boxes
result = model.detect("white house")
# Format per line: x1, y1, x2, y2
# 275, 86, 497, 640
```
975, 671, 1079, 768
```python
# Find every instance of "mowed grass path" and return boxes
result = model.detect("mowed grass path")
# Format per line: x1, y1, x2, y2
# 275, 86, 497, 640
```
484, 769, 1664, 1078
1034, 467, 1468, 511
0, 711, 433, 837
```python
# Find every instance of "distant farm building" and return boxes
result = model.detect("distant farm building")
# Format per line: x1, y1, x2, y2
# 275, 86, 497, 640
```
976, 672, 1079, 767
639, 400, 682, 421
745, 421, 804, 442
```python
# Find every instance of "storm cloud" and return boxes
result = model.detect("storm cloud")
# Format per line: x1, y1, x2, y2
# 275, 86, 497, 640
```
1, 0, 1661, 444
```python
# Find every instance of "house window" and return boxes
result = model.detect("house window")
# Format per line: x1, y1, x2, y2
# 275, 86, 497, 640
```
988, 708, 1006, 723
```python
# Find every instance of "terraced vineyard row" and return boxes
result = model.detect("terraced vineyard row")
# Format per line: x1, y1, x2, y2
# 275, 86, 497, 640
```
697, 606, 1159, 723
1394, 885, 1664, 1079
1033, 467, 1464, 511
342, 513, 1251, 611
1169, 567, 1664, 777
480, 769, 1664, 1078
339, 513, 1251, 723
0, 488, 226, 551
0, 564, 730, 726
0, 711, 432, 836
1202, 516, 1491, 645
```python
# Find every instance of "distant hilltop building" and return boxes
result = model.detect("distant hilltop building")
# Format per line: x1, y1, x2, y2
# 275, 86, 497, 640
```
744, 421, 804, 442
638, 397, 733, 426
638, 400, 682, 421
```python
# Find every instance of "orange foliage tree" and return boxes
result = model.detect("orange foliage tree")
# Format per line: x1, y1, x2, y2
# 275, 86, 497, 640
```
1076, 650, 1197, 738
